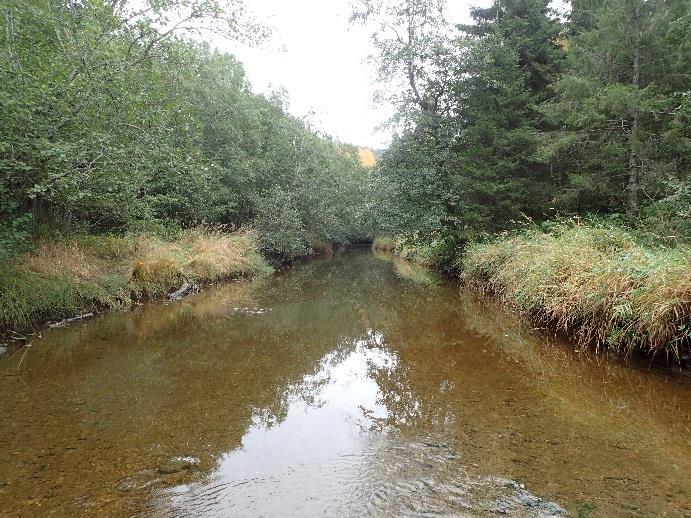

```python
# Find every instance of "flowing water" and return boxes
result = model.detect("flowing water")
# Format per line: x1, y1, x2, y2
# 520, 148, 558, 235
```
1, 249, 689, 517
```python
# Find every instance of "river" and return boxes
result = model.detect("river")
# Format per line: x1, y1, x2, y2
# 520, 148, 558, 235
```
1, 249, 689, 516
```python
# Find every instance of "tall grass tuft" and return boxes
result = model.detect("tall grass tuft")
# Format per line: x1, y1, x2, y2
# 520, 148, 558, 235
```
460, 221, 691, 359
0, 229, 269, 332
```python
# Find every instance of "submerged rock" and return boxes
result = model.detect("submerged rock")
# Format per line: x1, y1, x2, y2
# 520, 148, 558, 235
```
168, 281, 200, 301
489, 478, 566, 516
158, 456, 199, 474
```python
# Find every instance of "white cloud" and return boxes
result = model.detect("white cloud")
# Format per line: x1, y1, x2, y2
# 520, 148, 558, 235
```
211, 0, 490, 148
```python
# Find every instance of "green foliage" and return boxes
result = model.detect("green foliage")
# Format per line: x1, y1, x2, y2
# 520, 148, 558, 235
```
575, 501, 597, 518
255, 189, 310, 261
0, 213, 32, 261
542, 0, 690, 218
361, 0, 689, 266
0, 0, 372, 260
638, 179, 691, 245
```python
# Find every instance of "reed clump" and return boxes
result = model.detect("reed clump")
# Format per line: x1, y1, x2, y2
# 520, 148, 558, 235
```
0, 230, 268, 331
460, 221, 691, 358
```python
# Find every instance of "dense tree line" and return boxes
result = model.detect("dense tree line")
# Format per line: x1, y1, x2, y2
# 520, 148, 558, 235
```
0, 0, 374, 260
356, 0, 689, 257
2, 0, 688, 266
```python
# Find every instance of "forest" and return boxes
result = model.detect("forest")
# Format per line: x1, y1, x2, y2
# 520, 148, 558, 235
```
0, 0, 375, 261
360, 0, 689, 251
0, 0, 689, 358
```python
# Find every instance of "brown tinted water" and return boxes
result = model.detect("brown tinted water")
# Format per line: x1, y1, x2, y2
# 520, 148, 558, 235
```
1, 249, 689, 517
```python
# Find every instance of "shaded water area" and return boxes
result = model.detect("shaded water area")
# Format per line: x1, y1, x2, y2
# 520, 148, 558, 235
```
1, 250, 690, 517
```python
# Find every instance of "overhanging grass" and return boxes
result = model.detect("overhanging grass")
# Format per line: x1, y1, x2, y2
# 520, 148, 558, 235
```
0, 229, 270, 332
459, 221, 690, 359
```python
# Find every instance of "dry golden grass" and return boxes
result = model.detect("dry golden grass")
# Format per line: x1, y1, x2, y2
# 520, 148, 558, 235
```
20, 240, 106, 282
131, 236, 181, 292
1, 229, 269, 331
184, 230, 261, 280
130, 230, 265, 293
460, 223, 691, 358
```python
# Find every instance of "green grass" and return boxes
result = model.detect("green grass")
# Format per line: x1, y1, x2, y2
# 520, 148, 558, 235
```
459, 221, 690, 358
0, 229, 270, 332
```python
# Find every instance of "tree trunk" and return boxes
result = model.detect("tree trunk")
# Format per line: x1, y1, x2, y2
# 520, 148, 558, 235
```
626, 2, 641, 225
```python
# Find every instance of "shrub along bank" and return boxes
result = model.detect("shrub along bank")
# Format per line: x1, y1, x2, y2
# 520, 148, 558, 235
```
0, 230, 270, 332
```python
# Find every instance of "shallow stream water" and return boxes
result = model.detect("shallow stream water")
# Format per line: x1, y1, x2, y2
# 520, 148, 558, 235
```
1, 249, 690, 516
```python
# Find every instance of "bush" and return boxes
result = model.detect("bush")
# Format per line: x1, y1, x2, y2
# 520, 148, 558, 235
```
0, 209, 32, 261
639, 179, 691, 246
254, 189, 310, 261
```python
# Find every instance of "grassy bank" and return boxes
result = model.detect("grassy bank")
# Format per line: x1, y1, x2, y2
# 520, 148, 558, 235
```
0, 230, 269, 332
372, 237, 433, 266
459, 222, 690, 359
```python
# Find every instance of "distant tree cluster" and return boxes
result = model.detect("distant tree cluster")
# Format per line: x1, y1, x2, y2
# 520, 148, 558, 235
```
355, 0, 690, 249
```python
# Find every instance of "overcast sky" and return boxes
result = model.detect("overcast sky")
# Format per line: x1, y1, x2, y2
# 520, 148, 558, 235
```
215, 0, 491, 149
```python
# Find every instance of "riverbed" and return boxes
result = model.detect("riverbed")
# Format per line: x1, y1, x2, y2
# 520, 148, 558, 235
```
1, 249, 689, 516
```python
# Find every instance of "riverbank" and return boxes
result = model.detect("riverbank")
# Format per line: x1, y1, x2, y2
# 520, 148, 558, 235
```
376, 221, 691, 362
0, 230, 270, 334
4, 223, 689, 363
